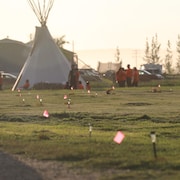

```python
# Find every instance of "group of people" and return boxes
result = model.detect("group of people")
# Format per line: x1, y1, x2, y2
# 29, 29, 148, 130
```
1, 64, 138, 91
116, 64, 139, 87
1, 63, 88, 91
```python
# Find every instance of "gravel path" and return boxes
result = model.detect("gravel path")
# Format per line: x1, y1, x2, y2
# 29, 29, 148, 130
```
0, 151, 42, 180
0, 151, 100, 180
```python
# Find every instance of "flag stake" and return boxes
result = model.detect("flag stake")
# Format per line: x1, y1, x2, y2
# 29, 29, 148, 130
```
150, 131, 157, 159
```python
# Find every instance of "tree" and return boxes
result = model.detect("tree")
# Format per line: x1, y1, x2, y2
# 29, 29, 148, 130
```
144, 34, 161, 64
115, 46, 122, 67
54, 35, 69, 48
176, 35, 180, 73
115, 46, 120, 62
143, 38, 151, 63
164, 40, 173, 74
151, 34, 161, 64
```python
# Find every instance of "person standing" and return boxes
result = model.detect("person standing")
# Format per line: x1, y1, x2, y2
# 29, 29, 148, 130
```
78, 81, 84, 89
23, 79, 30, 89
126, 64, 133, 87
116, 67, 126, 87
68, 64, 79, 89
132, 67, 139, 87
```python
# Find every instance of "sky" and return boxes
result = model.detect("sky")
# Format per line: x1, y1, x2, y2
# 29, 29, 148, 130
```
1, 0, 180, 69
1, 0, 180, 50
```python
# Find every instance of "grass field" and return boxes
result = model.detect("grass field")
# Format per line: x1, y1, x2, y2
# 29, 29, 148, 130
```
0, 84, 180, 179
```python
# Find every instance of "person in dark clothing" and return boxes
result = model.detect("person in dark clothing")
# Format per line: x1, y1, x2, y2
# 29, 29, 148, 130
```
68, 64, 80, 89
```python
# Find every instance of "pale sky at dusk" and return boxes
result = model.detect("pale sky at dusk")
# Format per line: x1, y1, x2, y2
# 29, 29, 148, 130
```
1, 0, 180, 51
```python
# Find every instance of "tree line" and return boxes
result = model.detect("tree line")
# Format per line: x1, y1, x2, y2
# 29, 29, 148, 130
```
144, 33, 180, 74
55, 34, 180, 74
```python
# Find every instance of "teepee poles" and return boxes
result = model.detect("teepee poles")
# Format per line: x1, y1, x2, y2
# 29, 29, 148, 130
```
27, 0, 54, 26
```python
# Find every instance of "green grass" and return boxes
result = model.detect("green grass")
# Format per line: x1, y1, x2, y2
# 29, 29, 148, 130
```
0, 85, 180, 179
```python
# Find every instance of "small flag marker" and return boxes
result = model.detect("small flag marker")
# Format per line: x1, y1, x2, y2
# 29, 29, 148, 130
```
43, 110, 49, 118
89, 124, 92, 137
39, 98, 43, 105
67, 99, 71, 108
64, 95, 67, 100
113, 131, 125, 144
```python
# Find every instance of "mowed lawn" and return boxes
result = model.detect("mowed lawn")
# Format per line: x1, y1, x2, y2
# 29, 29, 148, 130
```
0, 86, 180, 179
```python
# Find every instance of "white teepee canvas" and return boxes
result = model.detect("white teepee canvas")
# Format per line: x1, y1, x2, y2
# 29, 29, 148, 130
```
12, 0, 85, 90
12, 26, 72, 90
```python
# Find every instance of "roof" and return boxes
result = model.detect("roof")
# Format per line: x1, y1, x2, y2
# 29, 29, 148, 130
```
143, 63, 162, 69
0, 38, 26, 46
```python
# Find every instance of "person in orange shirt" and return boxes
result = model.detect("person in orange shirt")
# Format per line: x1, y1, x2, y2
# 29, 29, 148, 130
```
78, 81, 84, 89
23, 79, 30, 89
126, 64, 133, 87
116, 67, 126, 87
132, 67, 139, 87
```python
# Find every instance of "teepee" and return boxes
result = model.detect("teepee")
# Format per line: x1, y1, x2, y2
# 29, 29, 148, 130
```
12, 0, 82, 90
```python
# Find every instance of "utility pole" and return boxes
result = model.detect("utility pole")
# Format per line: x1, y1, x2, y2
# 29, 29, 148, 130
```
132, 49, 138, 67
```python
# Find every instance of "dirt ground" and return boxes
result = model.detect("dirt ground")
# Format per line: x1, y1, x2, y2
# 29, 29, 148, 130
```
0, 151, 101, 180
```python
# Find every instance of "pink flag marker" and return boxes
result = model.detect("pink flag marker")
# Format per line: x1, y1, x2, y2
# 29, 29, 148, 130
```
113, 131, 125, 144
43, 110, 49, 118
64, 95, 67, 100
